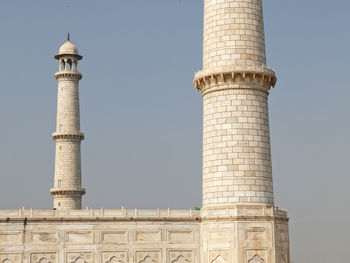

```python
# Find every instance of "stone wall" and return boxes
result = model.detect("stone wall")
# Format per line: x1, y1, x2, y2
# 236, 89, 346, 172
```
0, 209, 200, 263
203, 0, 266, 71
202, 88, 274, 206
0, 207, 289, 263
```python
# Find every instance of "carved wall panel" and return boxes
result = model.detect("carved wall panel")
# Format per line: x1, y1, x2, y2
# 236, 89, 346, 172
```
100, 231, 128, 244
245, 228, 266, 241
135, 251, 160, 263
30, 232, 59, 244
30, 252, 57, 263
275, 223, 289, 247
0, 232, 22, 245
101, 251, 128, 263
66, 231, 94, 244
167, 231, 194, 243
246, 250, 267, 263
277, 249, 289, 263
238, 223, 272, 249
209, 250, 229, 263
0, 253, 21, 263
168, 250, 193, 263
135, 231, 161, 243
208, 231, 230, 243
66, 252, 94, 263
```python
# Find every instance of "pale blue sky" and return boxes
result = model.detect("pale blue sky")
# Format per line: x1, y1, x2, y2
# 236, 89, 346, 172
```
0, 0, 349, 262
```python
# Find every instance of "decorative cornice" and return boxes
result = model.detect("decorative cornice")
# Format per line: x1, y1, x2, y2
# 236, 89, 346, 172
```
52, 132, 84, 141
54, 71, 82, 81
193, 68, 277, 96
50, 188, 86, 196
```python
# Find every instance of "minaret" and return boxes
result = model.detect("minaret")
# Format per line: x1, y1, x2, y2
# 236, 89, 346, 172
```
50, 34, 85, 210
195, 0, 276, 209
195, 1, 290, 262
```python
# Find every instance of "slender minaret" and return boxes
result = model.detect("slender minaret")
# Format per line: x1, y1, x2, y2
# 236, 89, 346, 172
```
195, 0, 276, 209
195, 1, 290, 262
50, 34, 85, 210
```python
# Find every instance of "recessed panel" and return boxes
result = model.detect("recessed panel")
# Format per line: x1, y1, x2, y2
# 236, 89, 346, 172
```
0, 231, 22, 245
135, 230, 161, 243
101, 231, 128, 244
167, 231, 194, 243
66, 231, 94, 244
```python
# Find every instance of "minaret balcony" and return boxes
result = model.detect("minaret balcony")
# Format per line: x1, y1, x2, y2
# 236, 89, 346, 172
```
52, 132, 84, 141
50, 188, 86, 196
54, 71, 82, 80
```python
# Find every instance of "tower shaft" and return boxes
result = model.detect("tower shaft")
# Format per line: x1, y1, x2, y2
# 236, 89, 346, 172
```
51, 39, 85, 210
196, 2, 290, 263
195, 0, 277, 208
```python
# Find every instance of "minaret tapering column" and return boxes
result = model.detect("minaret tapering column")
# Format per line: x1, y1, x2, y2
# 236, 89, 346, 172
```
195, 2, 290, 263
195, 0, 277, 209
50, 34, 85, 210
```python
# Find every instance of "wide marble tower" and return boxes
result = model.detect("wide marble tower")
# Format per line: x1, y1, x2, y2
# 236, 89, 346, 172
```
194, 0, 290, 262
50, 34, 85, 210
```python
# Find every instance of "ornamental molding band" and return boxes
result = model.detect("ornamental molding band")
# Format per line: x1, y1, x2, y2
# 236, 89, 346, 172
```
54, 72, 82, 81
0, 0, 290, 262
194, 70, 276, 95
52, 132, 85, 141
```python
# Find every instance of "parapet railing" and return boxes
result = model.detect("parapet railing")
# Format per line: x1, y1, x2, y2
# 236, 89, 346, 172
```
0, 208, 200, 219
0, 206, 287, 220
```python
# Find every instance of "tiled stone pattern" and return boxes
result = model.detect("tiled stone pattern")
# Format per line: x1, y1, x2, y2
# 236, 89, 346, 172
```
203, 0, 266, 71
51, 59, 85, 210
199, 0, 274, 207
56, 79, 81, 132
202, 89, 274, 206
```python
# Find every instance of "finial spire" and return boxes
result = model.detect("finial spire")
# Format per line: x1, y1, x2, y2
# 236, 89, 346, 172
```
67, 32, 70, 41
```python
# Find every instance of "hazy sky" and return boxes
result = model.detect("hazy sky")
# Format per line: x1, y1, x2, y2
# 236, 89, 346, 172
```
0, 0, 349, 262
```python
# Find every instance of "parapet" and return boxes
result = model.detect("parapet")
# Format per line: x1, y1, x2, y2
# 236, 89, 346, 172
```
0, 208, 201, 222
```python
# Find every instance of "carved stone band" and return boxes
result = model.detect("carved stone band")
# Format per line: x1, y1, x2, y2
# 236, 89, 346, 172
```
54, 71, 82, 81
52, 133, 84, 141
50, 188, 86, 196
193, 70, 277, 96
